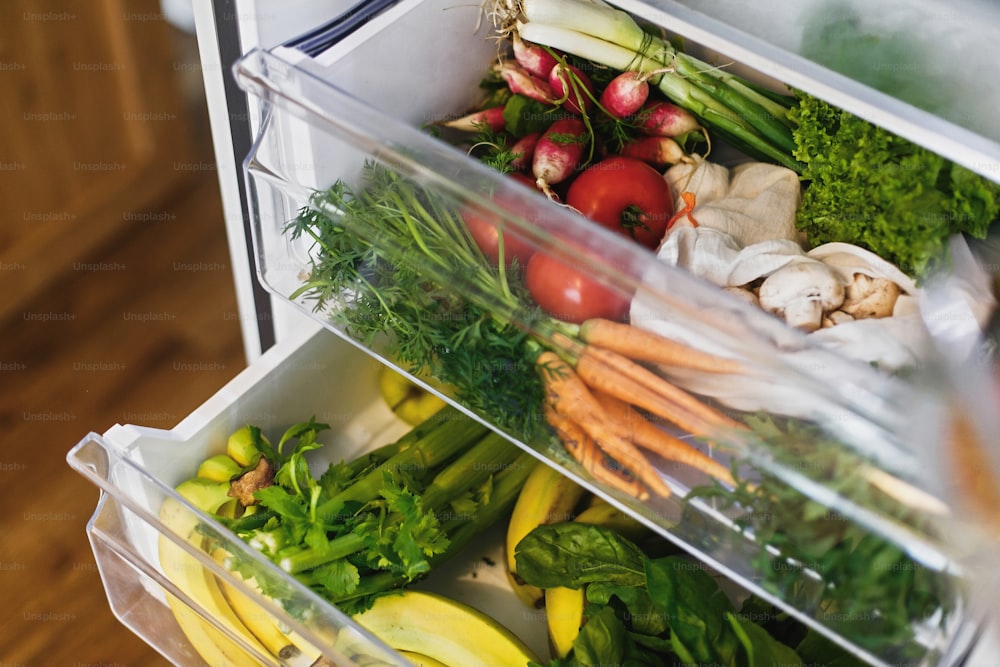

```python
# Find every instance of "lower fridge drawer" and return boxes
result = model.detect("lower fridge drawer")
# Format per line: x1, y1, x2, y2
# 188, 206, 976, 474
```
64, 315, 1000, 666
66, 324, 552, 666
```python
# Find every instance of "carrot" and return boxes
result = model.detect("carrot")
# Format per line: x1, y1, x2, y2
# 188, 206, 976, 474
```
537, 351, 671, 498
593, 391, 737, 487
559, 336, 747, 436
543, 405, 651, 501
577, 318, 744, 375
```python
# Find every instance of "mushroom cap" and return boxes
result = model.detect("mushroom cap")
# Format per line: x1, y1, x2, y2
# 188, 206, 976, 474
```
758, 261, 846, 312
841, 273, 901, 319
757, 261, 847, 332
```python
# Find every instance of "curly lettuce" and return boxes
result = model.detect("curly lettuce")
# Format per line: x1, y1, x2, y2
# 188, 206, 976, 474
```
789, 93, 1000, 278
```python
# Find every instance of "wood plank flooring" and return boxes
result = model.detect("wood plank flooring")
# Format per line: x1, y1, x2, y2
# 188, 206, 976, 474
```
0, 31, 246, 667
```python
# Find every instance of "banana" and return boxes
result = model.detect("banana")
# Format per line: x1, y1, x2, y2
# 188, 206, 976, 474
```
572, 498, 651, 544
505, 463, 587, 608
158, 478, 270, 665
211, 548, 320, 667
377, 365, 447, 426
198, 453, 245, 482
163, 590, 256, 667
398, 651, 450, 667
544, 585, 586, 659
344, 590, 538, 667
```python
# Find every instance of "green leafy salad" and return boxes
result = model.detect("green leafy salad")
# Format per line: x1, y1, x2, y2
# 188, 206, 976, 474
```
790, 92, 1000, 277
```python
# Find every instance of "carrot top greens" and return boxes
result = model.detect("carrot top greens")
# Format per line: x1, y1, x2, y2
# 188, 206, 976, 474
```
688, 413, 958, 661
286, 162, 550, 442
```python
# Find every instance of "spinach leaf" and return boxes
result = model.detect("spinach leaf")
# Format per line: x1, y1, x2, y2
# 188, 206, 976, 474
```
796, 629, 870, 667
515, 522, 647, 590
571, 607, 628, 666
587, 581, 668, 637
727, 612, 803, 666
645, 556, 740, 664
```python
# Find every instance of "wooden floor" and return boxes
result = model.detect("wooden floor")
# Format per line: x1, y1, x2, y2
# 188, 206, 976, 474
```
0, 31, 246, 667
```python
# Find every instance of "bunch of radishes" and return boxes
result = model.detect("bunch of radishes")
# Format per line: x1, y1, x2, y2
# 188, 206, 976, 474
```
444, 35, 705, 201
440, 38, 709, 324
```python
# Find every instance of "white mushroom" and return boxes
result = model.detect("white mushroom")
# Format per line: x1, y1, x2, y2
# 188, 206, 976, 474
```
840, 273, 901, 319
821, 310, 855, 329
757, 261, 846, 332
722, 286, 760, 308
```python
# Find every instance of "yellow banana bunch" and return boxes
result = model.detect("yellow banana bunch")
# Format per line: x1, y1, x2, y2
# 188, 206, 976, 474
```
211, 548, 321, 667
505, 462, 588, 608
343, 590, 539, 667
158, 478, 272, 666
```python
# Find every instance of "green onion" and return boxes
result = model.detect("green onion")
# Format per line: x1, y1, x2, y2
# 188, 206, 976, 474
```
501, 0, 802, 171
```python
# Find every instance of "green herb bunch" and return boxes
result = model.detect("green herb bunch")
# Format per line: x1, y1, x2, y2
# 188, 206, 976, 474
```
215, 410, 536, 615
688, 415, 959, 661
286, 163, 548, 442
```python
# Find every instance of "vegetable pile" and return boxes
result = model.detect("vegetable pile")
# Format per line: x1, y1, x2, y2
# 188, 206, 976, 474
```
487, 0, 1000, 280
204, 407, 536, 615
516, 521, 870, 667
276, 0, 991, 662
291, 164, 748, 502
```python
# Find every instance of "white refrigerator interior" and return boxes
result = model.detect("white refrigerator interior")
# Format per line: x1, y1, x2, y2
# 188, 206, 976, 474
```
69, 0, 1000, 664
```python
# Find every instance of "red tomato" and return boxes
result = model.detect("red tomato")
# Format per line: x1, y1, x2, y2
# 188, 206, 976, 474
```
525, 250, 630, 324
565, 156, 674, 249
462, 173, 541, 269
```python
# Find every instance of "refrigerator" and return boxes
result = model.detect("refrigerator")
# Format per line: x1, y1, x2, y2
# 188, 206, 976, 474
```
67, 0, 1000, 665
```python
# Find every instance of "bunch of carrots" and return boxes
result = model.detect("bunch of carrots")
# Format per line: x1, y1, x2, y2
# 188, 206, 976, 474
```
534, 317, 746, 500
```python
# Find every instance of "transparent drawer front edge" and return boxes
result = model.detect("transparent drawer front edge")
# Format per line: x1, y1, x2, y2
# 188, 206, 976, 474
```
68, 432, 412, 667
231, 15, 984, 666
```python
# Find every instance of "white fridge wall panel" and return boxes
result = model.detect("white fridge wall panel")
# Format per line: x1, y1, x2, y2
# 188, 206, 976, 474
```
195, 0, 366, 360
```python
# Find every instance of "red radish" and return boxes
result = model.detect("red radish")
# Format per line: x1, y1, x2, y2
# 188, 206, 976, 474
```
599, 71, 650, 119
621, 135, 692, 169
533, 117, 589, 198
637, 100, 702, 137
512, 33, 557, 81
440, 106, 506, 133
548, 63, 594, 115
510, 131, 541, 171
499, 62, 557, 106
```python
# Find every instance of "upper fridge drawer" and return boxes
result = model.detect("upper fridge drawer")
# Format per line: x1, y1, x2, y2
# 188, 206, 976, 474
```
227, 0, 1000, 664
